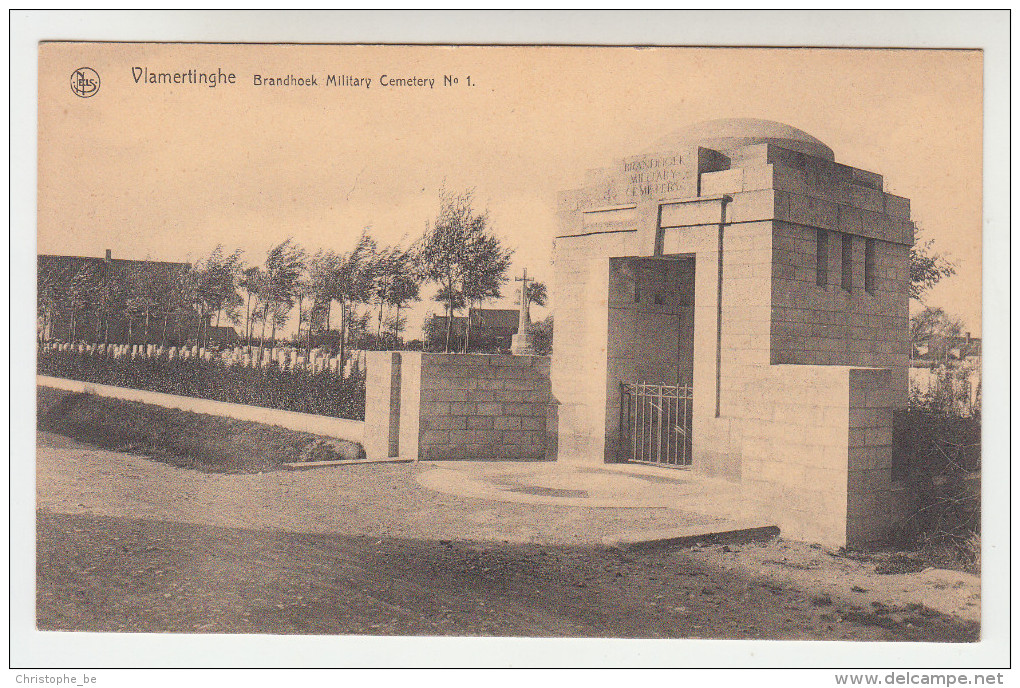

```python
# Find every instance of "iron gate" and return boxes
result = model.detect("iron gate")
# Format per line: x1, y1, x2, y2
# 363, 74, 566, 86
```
620, 382, 693, 467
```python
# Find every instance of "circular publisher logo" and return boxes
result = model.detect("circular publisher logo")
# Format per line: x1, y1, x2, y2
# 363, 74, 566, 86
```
70, 67, 100, 98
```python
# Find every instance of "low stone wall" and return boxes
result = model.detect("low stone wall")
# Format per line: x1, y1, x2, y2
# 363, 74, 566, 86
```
365, 352, 551, 461
737, 365, 898, 548
37, 375, 365, 443
363, 351, 898, 547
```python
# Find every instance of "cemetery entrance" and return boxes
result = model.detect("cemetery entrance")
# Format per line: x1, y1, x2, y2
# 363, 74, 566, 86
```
620, 381, 693, 467
607, 256, 696, 467
550, 119, 914, 546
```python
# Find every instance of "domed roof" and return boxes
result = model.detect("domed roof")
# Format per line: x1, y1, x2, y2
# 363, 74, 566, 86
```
650, 118, 834, 161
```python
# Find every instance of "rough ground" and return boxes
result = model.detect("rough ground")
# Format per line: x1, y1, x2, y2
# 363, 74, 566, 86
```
37, 511, 977, 640
35, 432, 979, 640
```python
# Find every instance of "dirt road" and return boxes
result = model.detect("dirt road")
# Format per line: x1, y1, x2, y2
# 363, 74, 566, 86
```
35, 432, 979, 640
37, 510, 976, 640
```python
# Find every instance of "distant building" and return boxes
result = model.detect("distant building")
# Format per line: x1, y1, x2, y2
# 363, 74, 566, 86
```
205, 325, 239, 348
911, 332, 981, 366
949, 333, 982, 362
426, 308, 520, 351
37, 249, 201, 345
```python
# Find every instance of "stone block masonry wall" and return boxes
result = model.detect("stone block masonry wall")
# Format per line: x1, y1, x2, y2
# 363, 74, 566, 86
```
739, 365, 897, 548
770, 221, 910, 404
550, 236, 617, 464
418, 354, 551, 460
846, 367, 898, 546
365, 352, 551, 462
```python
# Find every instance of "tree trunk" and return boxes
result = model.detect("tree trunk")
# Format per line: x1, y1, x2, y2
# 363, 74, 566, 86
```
145, 307, 151, 346
161, 310, 169, 347
258, 306, 269, 364
444, 281, 454, 353
463, 300, 473, 353
296, 295, 304, 359
338, 299, 347, 378
244, 293, 252, 353
305, 304, 312, 369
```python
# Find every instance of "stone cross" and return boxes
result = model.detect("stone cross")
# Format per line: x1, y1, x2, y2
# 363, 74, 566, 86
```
515, 268, 533, 330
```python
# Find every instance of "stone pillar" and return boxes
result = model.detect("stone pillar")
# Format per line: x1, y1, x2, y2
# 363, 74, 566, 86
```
364, 352, 403, 460
549, 257, 612, 464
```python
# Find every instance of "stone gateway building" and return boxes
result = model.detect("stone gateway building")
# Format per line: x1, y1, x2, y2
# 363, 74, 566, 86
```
366, 118, 913, 550
550, 118, 912, 548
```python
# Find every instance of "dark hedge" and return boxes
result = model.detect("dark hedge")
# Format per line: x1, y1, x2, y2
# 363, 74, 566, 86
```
37, 349, 365, 421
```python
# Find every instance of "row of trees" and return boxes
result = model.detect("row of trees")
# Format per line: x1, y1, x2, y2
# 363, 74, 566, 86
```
38, 190, 546, 366
37, 255, 219, 349
42, 196, 954, 366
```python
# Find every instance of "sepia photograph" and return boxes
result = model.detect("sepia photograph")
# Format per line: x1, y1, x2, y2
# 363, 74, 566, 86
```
11, 9, 1009, 675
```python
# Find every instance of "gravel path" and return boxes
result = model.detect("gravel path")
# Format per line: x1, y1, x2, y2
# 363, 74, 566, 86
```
37, 432, 719, 545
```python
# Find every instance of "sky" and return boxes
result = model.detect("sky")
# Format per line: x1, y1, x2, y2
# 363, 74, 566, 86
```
38, 44, 983, 336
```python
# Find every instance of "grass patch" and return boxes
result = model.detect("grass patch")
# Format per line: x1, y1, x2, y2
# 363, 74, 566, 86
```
37, 386, 362, 473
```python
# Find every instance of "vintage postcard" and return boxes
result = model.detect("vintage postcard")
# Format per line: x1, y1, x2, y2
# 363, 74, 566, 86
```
16, 12, 1007, 674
